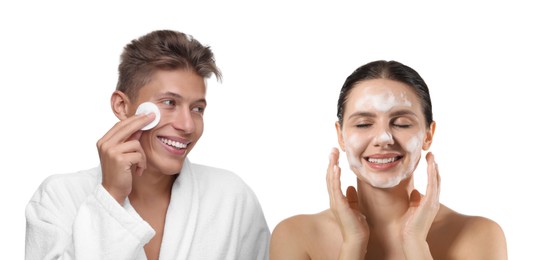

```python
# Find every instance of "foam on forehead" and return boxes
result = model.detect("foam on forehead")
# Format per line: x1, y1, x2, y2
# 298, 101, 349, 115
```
135, 102, 161, 130
356, 90, 412, 112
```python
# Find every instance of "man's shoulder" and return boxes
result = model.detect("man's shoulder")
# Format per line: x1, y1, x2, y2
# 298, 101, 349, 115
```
189, 162, 246, 186
29, 166, 101, 204
39, 167, 100, 189
188, 162, 257, 198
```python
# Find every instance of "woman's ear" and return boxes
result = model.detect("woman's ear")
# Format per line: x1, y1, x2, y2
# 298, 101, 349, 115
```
110, 91, 131, 120
422, 121, 436, 150
335, 121, 346, 152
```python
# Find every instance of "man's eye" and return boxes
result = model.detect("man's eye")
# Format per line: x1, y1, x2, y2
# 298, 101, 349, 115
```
162, 100, 176, 106
192, 106, 205, 113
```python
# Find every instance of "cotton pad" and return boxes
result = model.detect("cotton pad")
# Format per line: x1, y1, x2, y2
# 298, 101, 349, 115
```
135, 102, 161, 130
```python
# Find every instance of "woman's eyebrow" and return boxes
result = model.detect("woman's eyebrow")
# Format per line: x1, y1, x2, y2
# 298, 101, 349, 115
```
347, 111, 376, 120
389, 109, 417, 118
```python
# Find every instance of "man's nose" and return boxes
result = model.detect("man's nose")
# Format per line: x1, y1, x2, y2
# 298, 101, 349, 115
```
171, 108, 195, 134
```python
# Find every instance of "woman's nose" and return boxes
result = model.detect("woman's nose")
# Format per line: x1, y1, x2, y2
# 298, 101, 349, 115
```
373, 129, 394, 146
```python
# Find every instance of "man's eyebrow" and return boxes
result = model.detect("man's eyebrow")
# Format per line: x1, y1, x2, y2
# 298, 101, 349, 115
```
158, 91, 183, 99
158, 92, 207, 104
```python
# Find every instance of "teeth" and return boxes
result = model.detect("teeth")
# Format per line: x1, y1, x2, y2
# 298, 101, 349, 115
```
159, 137, 187, 149
368, 157, 397, 164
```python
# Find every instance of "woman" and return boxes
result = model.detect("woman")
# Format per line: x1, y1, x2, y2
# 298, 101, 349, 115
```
270, 60, 507, 259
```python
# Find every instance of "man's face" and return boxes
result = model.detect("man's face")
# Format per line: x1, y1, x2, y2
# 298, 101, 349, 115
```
131, 69, 206, 175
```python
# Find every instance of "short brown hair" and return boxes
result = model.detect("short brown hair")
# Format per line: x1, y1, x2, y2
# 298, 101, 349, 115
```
116, 30, 221, 100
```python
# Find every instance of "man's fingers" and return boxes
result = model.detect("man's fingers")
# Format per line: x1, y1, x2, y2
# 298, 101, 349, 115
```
99, 113, 155, 145
127, 129, 143, 142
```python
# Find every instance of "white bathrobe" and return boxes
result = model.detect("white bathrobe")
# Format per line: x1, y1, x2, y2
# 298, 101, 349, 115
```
25, 159, 270, 260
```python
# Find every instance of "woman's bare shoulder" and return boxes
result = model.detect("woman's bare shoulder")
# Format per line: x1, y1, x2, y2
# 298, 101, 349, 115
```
270, 209, 341, 260
429, 204, 507, 259
271, 209, 336, 241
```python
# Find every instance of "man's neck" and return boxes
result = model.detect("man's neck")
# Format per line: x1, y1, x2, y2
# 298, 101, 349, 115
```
130, 170, 177, 203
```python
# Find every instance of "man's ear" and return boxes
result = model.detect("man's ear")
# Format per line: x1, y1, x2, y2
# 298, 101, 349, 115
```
335, 121, 346, 152
110, 91, 131, 120
422, 121, 436, 150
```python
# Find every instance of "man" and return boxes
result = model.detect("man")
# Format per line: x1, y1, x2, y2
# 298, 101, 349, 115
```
25, 30, 270, 260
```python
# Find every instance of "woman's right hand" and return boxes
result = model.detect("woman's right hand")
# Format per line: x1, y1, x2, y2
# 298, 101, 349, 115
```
96, 113, 155, 204
327, 148, 369, 259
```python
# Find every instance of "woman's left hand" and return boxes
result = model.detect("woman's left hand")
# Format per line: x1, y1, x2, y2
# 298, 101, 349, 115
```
401, 152, 441, 258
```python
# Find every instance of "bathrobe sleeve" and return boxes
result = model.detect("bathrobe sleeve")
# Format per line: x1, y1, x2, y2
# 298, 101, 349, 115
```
25, 172, 155, 260
235, 185, 271, 260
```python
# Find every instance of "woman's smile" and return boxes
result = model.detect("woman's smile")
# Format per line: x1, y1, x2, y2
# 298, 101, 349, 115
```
364, 153, 404, 170
338, 78, 429, 189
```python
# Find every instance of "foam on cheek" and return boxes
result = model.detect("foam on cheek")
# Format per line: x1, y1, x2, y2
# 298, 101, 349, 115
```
344, 133, 364, 169
356, 90, 412, 112
407, 133, 423, 152
371, 133, 424, 188
405, 132, 424, 176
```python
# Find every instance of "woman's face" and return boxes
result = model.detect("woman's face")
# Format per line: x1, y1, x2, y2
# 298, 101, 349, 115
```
336, 78, 434, 188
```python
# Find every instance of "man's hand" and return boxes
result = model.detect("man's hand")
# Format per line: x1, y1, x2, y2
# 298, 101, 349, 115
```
97, 113, 155, 204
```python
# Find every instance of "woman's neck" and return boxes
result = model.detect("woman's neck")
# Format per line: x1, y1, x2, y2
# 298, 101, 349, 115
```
357, 177, 414, 228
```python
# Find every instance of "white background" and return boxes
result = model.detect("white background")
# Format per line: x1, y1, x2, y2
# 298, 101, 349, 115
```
1, 1, 531, 259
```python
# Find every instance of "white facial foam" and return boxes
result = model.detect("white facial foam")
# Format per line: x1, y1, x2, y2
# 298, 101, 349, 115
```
404, 131, 425, 178
356, 89, 412, 112
343, 90, 425, 188
376, 131, 393, 144
345, 133, 364, 169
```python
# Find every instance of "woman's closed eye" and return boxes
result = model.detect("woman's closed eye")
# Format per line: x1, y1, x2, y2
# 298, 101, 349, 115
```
392, 123, 411, 128
392, 117, 413, 128
355, 123, 372, 128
